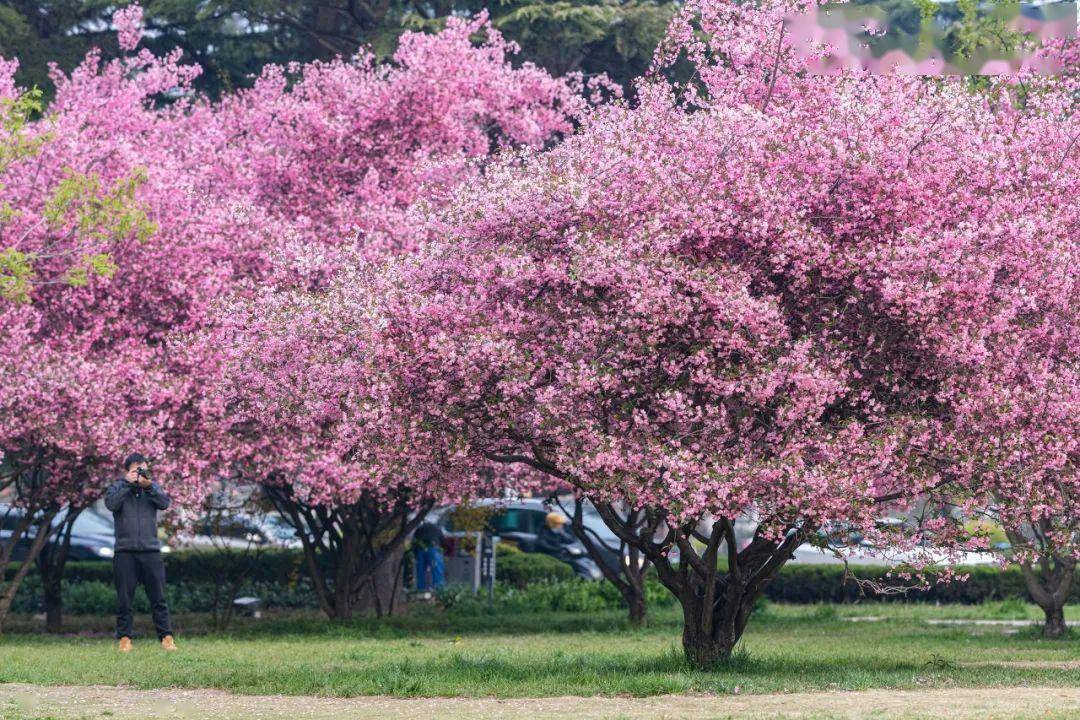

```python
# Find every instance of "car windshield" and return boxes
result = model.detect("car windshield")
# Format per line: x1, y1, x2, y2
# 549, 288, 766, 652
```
72, 511, 114, 536
262, 515, 299, 540
0, 506, 24, 531
488, 508, 548, 535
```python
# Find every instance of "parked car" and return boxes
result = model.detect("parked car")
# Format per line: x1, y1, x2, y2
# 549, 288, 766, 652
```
174, 512, 303, 550
564, 498, 667, 571
428, 499, 606, 580
0, 504, 171, 561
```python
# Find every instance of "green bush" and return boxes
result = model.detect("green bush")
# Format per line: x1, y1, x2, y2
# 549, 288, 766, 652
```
53, 548, 309, 586
64, 581, 118, 615
9, 547, 1077, 618
496, 549, 575, 588
763, 564, 1080, 605
12, 576, 320, 615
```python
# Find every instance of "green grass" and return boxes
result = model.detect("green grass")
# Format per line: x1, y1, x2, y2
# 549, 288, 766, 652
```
0, 603, 1076, 698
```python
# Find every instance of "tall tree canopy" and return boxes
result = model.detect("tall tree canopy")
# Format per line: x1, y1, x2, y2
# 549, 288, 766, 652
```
209, 0, 1078, 665
0, 0, 673, 98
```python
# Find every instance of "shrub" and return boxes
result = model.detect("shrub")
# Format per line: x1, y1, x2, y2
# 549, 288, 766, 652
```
496, 549, 575, 588
9, 548, 1077, 617
763, 564, 1080, 605
64, 581, 118, 615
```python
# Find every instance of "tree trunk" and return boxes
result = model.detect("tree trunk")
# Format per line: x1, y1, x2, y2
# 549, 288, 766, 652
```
678, 576, 764, 666
43, 581, 63, 633
1008, 525, 1075, 639
1043, 603, 1067, 638
627, 590, 647, 626
37, 507, 82, 634
264, 484, 429, 621
352, 544, 406, 617
1019, 562, 1073, 638
563, 497, 652, 626
0, 503, 61, 634
591, 502, 808, 668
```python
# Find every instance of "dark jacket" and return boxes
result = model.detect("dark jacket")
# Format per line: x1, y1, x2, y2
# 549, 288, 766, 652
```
104, 479, 170, 551
413, 522, 443, 549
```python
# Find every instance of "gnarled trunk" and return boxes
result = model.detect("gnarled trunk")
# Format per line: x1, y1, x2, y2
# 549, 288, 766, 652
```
593, 501, 810, 667
36, 507, 83, 634
1018, 559, 1074, 638
1006, 524, 1075, 639
264, 484, 427, 620
1043, 603, 1067, 638
0, 503, 60, 633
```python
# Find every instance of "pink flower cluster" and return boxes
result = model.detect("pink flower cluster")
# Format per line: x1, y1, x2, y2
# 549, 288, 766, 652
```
113, 4, 144, 53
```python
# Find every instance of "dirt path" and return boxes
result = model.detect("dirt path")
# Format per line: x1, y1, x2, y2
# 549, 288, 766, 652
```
2, 684, 1078, 719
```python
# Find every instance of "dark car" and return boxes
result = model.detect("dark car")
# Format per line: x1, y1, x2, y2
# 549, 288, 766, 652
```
429, 498, 609, 580
0, 504, 170, 561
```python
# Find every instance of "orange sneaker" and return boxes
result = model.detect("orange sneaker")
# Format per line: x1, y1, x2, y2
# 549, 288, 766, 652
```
161, 634, 177, 651
118, 637, 132, 653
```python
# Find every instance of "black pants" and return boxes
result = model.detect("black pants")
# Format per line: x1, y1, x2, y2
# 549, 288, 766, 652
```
113, 551, 173, 640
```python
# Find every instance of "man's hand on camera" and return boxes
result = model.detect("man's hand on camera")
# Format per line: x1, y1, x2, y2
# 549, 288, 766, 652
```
138, 476, 152, 488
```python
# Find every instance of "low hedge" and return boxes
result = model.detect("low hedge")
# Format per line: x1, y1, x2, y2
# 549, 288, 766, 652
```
495, 545, 575, 588
765, 563, 1080, 604
9, 547, 1077, 616
11, 575, 320, 615
52, 548, 309, 586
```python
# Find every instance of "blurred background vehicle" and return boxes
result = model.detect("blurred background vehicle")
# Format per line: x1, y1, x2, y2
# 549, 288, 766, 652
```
427, 498, 607, 580
174, 512, 303, 551
0, 503, 172, 561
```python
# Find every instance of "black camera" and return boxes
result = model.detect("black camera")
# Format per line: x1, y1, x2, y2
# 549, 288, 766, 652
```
136, 467, 152, 480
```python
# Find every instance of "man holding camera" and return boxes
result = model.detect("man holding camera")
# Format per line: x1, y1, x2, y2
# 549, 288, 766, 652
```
104, 453, 176, 652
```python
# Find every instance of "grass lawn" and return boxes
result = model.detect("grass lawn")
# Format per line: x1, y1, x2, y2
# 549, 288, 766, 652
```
0, 602, 1076, 698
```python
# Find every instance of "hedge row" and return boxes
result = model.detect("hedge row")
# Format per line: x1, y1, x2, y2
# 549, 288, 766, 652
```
765, 563, 1080, 604
28, 545, 574, 591
10, 574, 319, 615
495, 547, 576, 587
50, 548, 310, 586
10, 548, 1078, 616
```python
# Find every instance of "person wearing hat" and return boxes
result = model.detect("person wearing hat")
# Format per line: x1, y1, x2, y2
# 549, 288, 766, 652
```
103, 452, 176, 653
535, 511, 576, 557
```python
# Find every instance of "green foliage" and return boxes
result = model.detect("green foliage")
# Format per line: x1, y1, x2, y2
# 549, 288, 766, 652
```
43, 168, 156, 243
0, 246, 34, 302
10, 548, 315, 616
0, 88, 44, 162
849, 0, 1036, 70
765, 563, 1080, 605
0, 88, 47, 302
436, 576, 678, 614
495, 546, 576, 588
0, 85, 156, 303
484, 0, 674, 83
2, 164, 155, 302
947, 0, 1027, 59
56, 548, 310, 586
0, 1, 674, 101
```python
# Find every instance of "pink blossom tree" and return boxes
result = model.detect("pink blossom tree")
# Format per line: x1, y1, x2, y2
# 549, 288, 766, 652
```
0, 39, 204, 629
941, 174, 1078, 636
183, 15, 589, 618
297, 0, 1077, 663
927, 35, 1080, 638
